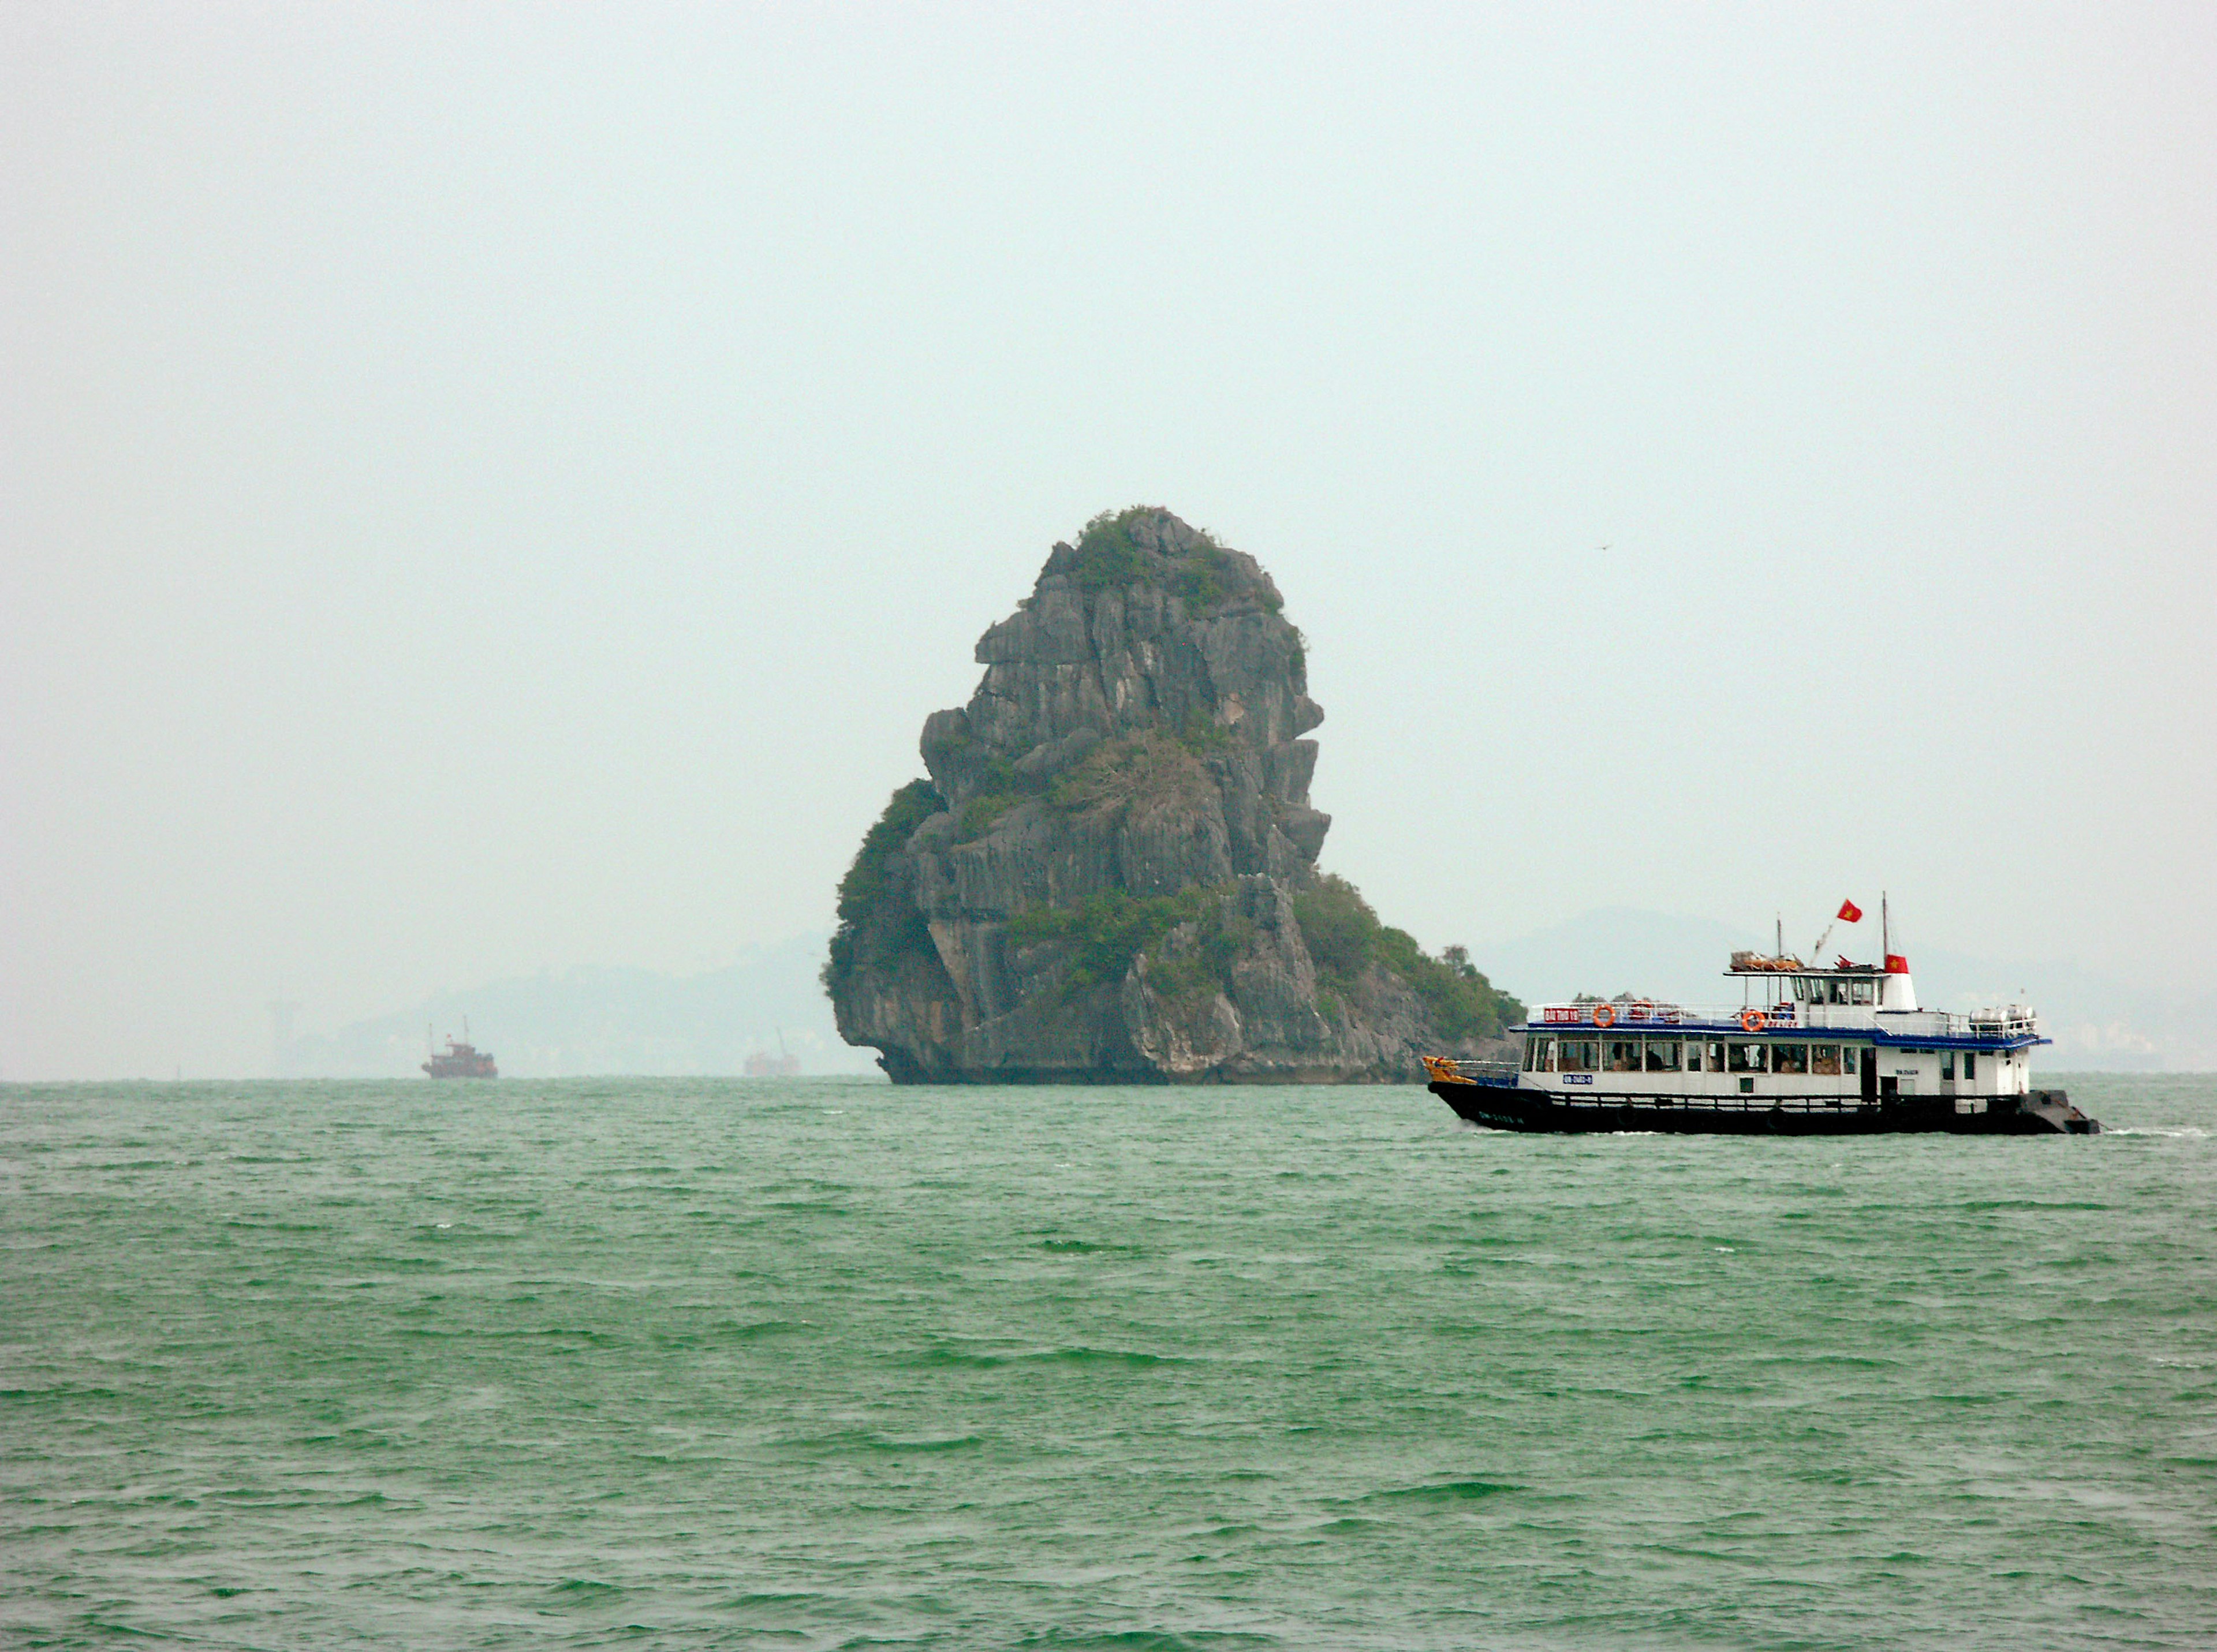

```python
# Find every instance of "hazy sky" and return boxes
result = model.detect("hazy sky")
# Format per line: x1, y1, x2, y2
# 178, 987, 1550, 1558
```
5, 3, 2212, 1078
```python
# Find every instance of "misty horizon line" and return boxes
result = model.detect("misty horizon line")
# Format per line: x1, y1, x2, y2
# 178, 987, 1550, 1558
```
10, 906, 2211, 1083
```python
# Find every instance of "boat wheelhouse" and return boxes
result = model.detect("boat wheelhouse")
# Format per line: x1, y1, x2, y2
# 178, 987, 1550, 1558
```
1425, 948, 2097, 1135
422, 1021, 498, 1080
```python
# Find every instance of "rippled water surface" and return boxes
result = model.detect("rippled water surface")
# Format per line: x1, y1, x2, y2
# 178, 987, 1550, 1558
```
4, 1074, 2214, 1649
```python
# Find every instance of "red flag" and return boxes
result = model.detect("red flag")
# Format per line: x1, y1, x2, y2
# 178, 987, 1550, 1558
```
1837, 899, 1863, 923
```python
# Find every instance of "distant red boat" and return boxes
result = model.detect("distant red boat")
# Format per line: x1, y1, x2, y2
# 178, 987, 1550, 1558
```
423, 1021, 498, 1079
745, 1026, 800, 1077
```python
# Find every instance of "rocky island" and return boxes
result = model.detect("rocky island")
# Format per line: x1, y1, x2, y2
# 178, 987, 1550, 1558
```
826, 507, 1521, 1082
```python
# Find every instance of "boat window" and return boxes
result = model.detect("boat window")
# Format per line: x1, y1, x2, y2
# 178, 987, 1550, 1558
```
1842, 1045, 1858, 1073
1792, 977, 1810, 1001
1940, 1050, 1956, 1081
1964, 1051, 1976, 1081
1644, 1038, 1681, 1072
1772, 1044, 1809, 1075
1727, 1041, 1768, 1074
1828, 980, 1849, 1004
1558, 1040, 1596, 1072
1850, 980, 1875, 1005
1606, 1039, 1641, 1072
1700, 1040, 1725, 1073
1812, 1044, 1841, 1075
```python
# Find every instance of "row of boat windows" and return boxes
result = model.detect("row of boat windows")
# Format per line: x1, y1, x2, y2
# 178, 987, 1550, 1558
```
1527, 1037, 1982, 1079
1790, 978, 1880, 1004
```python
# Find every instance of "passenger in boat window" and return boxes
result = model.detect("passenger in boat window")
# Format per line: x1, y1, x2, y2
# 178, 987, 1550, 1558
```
1940, 1051, 1956, 1081
1842, 1045, 1857, 1072
1812, 1044, 1841, 1075
1702, 1040, 1725, 1073
1606, 1039, 1640, 1072
1963, 1052, 1976, 1081
1644, 1038, 1681, 1072
1772, 1044, 1809, 1075
1727, 1042, 1768, 1074
1558, 1040, 1596, 1072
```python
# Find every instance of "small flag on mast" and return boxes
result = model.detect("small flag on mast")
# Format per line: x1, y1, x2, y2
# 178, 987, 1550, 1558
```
1838, 899, 1864, 923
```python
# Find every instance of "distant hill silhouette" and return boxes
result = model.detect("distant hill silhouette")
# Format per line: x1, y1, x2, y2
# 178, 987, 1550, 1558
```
281, 935, 880, 1078
281, 913, 2212, 1079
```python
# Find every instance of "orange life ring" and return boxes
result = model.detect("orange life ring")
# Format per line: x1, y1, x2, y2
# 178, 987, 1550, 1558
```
1630, 999, 1655, 1021
1740, 1008, 1768, 1033
1592, 1002, 1616, 1028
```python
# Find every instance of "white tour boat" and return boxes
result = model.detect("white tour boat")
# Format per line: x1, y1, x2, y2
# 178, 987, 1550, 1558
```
1424, 906, 2099, 1135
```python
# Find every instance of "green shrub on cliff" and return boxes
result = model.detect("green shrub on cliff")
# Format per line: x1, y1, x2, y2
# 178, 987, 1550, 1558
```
1009, 887, 1205, 991
1141, 898, 1256, 1003
1010, 888, 1203, 989
1072, 509, 1148, 591
1073, 507, 1267, 617
824, 780, 946, 989
1293, 874, 1523, 1040
1047, 732, 1210, 816
1009, 884, 1254, 1004
956, 790, 1025, 840
837, 780, 944, 923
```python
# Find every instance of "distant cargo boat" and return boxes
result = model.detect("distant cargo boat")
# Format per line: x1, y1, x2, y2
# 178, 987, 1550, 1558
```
423, 1021, 497, 1079
1425, 900, 2099, 1136
745, 1028, 800, 1078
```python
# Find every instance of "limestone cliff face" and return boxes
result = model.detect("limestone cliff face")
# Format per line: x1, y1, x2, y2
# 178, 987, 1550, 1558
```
826, 507, 1520, 1083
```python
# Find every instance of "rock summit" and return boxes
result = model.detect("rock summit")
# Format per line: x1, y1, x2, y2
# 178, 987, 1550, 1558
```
826, 507, 1520, 1082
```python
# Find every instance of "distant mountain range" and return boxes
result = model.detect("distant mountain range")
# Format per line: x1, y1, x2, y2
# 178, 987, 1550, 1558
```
281, 911, 2213, 1078
280, 935, 881, 1079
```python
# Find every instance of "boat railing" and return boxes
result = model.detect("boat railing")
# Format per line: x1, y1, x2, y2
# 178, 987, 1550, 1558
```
1535, 1001, 1766, 1029
1531, 1002, 2042, 1038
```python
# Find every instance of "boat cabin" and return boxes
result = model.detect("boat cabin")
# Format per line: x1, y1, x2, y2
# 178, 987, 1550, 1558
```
1514, 952, 2047, 1115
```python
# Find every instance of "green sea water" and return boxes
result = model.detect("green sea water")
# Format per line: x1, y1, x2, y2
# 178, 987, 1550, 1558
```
3, 1074, 2213, 1649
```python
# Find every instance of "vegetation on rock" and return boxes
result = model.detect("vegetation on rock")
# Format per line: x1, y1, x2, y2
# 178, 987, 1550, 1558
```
823, 779, 943, 989
1072, 506, 1281, 615
1047, 733, 1211, 818
1010, 887, 1214, 991
836, 780, 944, 925
1293, 875, 1523, 1041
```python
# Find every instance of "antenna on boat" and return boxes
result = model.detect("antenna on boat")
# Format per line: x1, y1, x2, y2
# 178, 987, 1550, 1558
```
1775, 915, 1783, 959
1882, 892, 1889, 962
